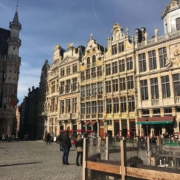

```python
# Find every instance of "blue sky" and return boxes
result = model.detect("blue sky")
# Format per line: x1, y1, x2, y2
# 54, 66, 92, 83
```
0, 0, 170, 103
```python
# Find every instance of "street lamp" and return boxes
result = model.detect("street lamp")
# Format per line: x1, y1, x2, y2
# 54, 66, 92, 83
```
145, 118, 149, 137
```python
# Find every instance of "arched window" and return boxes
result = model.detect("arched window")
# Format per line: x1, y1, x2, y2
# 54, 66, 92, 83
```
87, 57, 90, 68
92, 55, 96, 67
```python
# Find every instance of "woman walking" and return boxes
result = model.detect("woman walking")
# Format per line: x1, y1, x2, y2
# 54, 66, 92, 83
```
75, 134, 83, 166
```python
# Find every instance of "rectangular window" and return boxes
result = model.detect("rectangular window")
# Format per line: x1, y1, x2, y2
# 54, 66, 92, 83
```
86, 84, 91, 97
127, 76, 134, 89
86, 69, 90, 80
81, 72, 85, 81
149, 50, 157, 70
72, 78, 77, 91
119, 42, 124, 53
119, 60, 125, 72
66, 79, 71, 93
81, 86, 85, 97
112, 62, 117, 74
72, 98, 77, 113
112, 45, 117, 55
161, 76, 170, 98
91, 67, 96, 78
61, 68, 64, 77
120, 96, 126, 112
73, 64, 77, 73
113, 79, 118, 92
139, 53, 146, 72
176, 17, 180, 31
113, 98, 119, 113
92, 101, 96, 113
127, 57, 133, 70
140, 80, 148, 100
120, 77, 126, 90
173, 74, 180, 96
97, 66, 102, 77
66, 99, 70, 113
106, 81, 111, 93
128, 96, 135, 112
92, 83, 96, 95
98, 82, 103, 94
98, 100, 103, 113
159, 47, 167, 68
81, 103, 85, 114
60, 100, 64, 114
106, 99, 112, 113
86, 102, 91, 114
151, 78, 159, 99
60, 81, 64, 94
66, 65, 70, 75
106, 64, 111, 76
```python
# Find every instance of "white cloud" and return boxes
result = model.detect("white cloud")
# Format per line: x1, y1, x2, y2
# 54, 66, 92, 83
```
0, 3, 10, 10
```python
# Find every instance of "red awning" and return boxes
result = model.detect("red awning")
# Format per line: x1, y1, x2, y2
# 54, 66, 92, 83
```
138, 116, 174, 122
90, 121, 97, 126
84, 121, 90, 126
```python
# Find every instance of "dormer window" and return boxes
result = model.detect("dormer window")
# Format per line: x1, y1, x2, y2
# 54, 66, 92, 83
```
119, 42, 124, 52
87, 57, 90, 68
171, 18, 180, 32
112, 45, 117, 55
92, 55, 96, 67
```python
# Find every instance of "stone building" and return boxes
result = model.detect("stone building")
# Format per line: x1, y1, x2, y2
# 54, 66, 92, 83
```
37, 44, 85, 138
0, 10, 21, 137
136, 0, 180, 136
37, 0, 180, 138
79, 35, 106, 137
19, 87, 39, 139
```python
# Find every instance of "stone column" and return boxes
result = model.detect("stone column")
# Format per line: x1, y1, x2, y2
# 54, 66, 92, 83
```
112, 120, 115, 137
136, 54, 139, 74
119, 118, 122, 137
156, 49, 160, 70
145, 52, 149, 72
137, 78, 141, 109
169, 74, 174, 97
97, 120, 100, 137
158, 76, 162, 99
147, 78, 152, 100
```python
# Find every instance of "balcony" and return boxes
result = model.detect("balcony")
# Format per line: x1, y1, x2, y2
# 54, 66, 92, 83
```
59, 113, 71, 120
175, 96, 180, 104
151, 99, 159, 106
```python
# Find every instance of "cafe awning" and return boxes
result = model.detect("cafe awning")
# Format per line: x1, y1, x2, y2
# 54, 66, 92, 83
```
83, 121, 90, 126
137, 116, 174, 125
90, 121, 97, 126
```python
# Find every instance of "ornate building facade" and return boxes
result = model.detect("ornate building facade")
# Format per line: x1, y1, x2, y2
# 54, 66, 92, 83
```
136, 0, 180, 136
0, 10, 21, 137
37, 0, 180, 138
37, 44, 85, 138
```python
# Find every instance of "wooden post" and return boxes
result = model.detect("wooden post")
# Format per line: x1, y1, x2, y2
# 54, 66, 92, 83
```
82, 138, 87, 180
121, 138, 126, 180
147, 137, 151, 165
106, 136, 109, 160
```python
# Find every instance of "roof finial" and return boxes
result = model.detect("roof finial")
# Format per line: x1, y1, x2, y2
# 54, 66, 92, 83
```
16, 0, 19, 12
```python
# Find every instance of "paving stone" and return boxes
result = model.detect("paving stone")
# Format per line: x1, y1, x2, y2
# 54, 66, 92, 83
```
0, 141, 81, 180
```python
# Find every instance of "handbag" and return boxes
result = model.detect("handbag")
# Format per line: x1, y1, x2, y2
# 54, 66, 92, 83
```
77, 147, 83, 152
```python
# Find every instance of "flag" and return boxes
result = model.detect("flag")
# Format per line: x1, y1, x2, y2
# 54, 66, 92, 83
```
10, 96, 19, 106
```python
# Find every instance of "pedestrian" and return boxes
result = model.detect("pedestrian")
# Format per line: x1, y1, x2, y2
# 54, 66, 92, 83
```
2, 134, 5, 142
75, 134, 83, 166
46, 133, 51, 145
61, 130, 71, 165
5, 134, 8, 142
57, 132, 63, 151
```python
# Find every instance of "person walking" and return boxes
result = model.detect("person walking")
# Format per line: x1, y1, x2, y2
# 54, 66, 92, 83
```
75, 134, 83, 166
5, 134, 8, 142
61, 130, 71, 165
2, 134, 5, 142
46, 133, 51, 145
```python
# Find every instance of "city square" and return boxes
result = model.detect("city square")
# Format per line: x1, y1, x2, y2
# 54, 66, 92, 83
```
0, 141, 81, 180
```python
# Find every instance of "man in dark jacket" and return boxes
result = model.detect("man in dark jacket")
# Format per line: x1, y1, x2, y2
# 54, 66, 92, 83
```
46, 133, 51, 145
61, 130, 71, 165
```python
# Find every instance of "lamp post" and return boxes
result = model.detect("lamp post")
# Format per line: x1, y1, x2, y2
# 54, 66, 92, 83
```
145, 118, 149, 137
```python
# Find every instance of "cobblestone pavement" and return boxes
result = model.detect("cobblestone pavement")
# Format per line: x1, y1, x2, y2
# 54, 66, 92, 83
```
0, 141, 81, 180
